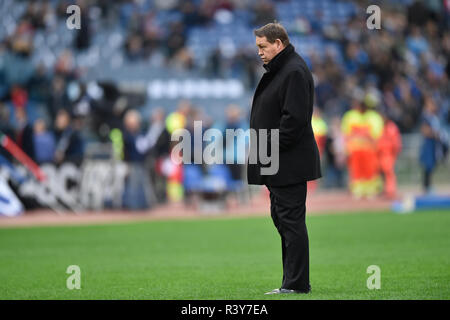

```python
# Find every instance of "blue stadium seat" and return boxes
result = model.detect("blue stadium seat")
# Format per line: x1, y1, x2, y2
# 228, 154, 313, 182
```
183, 164, 204, 192
207, 164, 244, 192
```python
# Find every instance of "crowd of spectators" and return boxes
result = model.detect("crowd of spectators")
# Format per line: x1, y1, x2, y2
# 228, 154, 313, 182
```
0, 0, 449, 210
296, 1, 449, 134
2, 1, 448, 129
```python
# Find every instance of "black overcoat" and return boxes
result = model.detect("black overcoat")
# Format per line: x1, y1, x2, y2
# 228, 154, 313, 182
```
247, 44, 322, 186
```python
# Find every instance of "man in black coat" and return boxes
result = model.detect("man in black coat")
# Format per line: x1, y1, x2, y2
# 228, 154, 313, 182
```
247, 23, 321, 294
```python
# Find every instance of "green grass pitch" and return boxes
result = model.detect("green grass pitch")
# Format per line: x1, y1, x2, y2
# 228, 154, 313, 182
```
0, 210, 449, 299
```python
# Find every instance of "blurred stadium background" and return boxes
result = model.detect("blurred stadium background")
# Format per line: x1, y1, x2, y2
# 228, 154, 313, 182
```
0, 0, 449, 218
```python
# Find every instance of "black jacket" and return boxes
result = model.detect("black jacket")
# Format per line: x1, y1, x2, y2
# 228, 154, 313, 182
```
247, 44, 321, 186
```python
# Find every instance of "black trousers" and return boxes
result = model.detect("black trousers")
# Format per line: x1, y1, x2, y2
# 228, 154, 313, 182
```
267, 181, 310, 291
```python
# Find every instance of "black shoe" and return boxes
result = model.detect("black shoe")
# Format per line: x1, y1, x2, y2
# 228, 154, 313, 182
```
265, 287, 311, 295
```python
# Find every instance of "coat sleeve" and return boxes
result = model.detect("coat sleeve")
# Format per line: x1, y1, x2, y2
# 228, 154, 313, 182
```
276, 69, 310, 152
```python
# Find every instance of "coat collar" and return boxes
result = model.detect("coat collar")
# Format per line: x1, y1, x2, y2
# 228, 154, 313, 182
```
263, 43, 295, 74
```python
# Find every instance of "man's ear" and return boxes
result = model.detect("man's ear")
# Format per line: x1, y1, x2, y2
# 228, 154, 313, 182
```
276, 39, 283, 50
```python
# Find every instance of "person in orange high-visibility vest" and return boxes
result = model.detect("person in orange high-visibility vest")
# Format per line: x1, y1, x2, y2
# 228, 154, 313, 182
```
341, 89, 384, 198
377, 114, 401, 199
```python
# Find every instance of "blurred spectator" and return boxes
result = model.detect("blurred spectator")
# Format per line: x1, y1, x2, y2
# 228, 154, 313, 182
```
125, 33, 145, 61
324, 116, 346, 189
419, 96, 449, 194
343, 42, 369, 75
291, 15, 312, 36
164, 101, 193, 202
0, 103, 14, 161
310, 107, 328, 193
179, 0, 210, 28
27, 63, 51, 103
207, 48, 222, 77
251, 0, 277, 26
139, 108, 171, 204
74, 0, 91, 51
232, 47, 260, 89
122, 109, 154, 210
22, 2, 46, 29
407, 0, 431, 26
54, 110, 84, 165
1, 24, 34, 86
314, 66, 339, 113
13, 104, 35, 162
220, 104, 247, 181
406, 26, 429, 58
171, 47, 194, 70
341, 89, 384, 199
54, 50, 77, 80
47, 76, 69, 123
311, 108, 328, 155
33, 118, 55, 165
165, 21, 186, 60
377, 113, 402, 199
136, 108, 167, 155
89, 82, 125, 141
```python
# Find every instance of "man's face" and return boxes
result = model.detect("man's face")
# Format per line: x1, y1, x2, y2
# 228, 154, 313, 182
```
256, 36, 283, 64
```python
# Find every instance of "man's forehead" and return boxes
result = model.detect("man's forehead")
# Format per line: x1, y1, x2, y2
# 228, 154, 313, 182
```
255, 36, 268, 45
